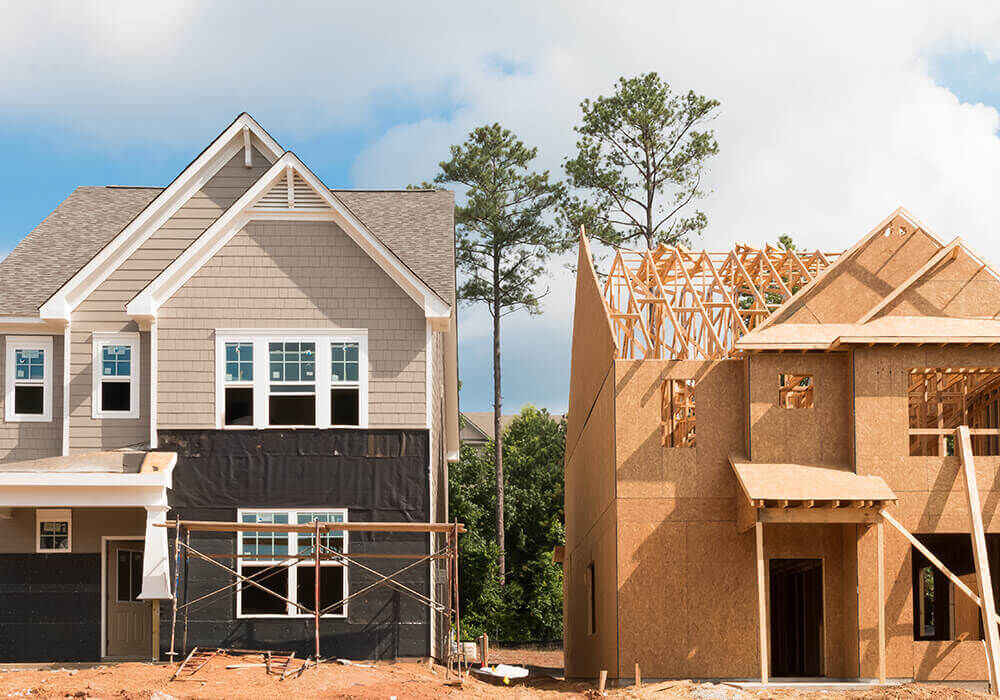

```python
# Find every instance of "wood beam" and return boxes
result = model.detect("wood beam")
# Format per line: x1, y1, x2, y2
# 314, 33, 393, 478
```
877, 518, 886, 685
755, 520, 768, 685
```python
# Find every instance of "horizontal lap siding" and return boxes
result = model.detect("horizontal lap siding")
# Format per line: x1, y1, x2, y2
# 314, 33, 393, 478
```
157, 220, 427, 429
0, 335, 63, 461
68, 150, 268, 451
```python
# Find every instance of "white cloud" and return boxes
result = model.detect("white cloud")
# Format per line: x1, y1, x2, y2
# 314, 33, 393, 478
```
6, 1, 1000, 411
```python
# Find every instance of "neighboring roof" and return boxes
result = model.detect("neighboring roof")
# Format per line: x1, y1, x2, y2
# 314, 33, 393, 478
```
0, 187, 160, 315
0, 185, 455, 316
460, 411, 565, 443
730, 455, 896, 503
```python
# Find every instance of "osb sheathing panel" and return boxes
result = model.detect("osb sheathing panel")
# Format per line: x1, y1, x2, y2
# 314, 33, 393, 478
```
858, 519, 912, 678
842, 524, 861, 678
880, 249, 1000, 320
775, 221, 939, 325
954, 573, 981, 641
565, 369, 616, 554
913, 641, 989, 680
616, 502, 754, 678
748, 353, 851, 465
564, 499, 619, 679
566, 235, 617, 458
615, 359, 745, 499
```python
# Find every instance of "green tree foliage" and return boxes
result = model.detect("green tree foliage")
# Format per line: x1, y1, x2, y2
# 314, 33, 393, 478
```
434, 125, 567, 582
450, 407, 566, 641
564, 72, 720, 250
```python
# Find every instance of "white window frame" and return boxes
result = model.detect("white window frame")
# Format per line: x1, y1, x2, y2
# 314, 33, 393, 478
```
330, 341, 363, 428
235, 507, 349, 619
36, 508, 72, 553
215, 329, 368, 429
5, 336, 53, 422
92, 332, 140, 419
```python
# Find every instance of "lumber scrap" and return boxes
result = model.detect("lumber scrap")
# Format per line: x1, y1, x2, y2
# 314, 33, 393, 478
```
170, 647, 219, 681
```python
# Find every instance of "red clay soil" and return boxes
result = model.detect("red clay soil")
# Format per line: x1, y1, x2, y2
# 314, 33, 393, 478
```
0, 649, 989, 699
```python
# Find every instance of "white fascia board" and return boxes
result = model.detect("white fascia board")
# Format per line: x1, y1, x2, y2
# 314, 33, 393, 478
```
39, 114, 283, 321
128, 152, 452, 322
0, 483, 169, 508
0, 471, 172, 488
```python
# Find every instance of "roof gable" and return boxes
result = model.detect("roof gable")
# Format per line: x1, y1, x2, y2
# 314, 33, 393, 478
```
753, 208, 944, 328
126, 153, 451, 323
863, 239, 1000, 321
36, 114, 283, 320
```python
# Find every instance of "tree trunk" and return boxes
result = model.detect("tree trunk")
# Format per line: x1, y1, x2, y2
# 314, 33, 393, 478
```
493, 272, 506, 585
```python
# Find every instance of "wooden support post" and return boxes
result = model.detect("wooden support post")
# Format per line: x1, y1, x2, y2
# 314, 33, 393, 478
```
598, 669, 608, 692
635, 662, 641, 687
877, 518, 886, 684
315, 518, 322, 665
182, 527, 190, 657
958, 425, 1000, 696
755, 519, 768, 685
151, 599, 160, 662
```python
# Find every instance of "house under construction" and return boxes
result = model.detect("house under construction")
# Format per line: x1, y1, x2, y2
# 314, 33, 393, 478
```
564, 208, 1000, 686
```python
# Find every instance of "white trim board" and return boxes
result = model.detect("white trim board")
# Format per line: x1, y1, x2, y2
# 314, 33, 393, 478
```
126, 152, 451, 326
39, 114, 283, 321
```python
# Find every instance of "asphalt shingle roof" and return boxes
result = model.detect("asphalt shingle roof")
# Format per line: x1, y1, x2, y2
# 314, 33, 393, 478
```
0, 185, 455, 315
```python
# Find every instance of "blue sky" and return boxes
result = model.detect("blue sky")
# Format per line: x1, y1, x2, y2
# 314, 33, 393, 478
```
5, 3, 1000, 415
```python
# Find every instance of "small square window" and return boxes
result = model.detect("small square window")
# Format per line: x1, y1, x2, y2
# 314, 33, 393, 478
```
37, 509, 71, 553
225, 343, 254, 382
779, 374, 813, 409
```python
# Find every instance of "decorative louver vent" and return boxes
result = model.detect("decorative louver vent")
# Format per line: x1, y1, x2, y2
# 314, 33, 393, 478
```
251, 168, 329, 211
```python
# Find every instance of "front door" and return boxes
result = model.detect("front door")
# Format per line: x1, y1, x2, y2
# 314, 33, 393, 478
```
769, 558, 824, 677
106, 540, 151, 658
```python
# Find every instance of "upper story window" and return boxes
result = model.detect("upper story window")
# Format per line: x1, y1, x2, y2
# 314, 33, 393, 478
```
5, 336, 53, 422
661, 378, 695, 447
778, 374, 813, 409
216, 330, 367, 429
92, 333, 140, 419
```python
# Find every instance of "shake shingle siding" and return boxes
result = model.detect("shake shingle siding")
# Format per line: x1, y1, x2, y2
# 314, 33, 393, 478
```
67, 150, 268, 451
157, 220, 427, 429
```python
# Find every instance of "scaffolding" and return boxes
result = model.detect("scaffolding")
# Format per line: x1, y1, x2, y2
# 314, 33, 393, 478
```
157, 518, 467, 679
603, 243, 841, 360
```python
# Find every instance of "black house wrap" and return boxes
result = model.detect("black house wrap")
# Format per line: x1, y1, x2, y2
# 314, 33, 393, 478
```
0, 554, 101, 661
156, 428, 433, 660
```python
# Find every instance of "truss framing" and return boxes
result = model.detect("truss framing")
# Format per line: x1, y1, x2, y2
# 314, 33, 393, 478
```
603, 242, 840, 360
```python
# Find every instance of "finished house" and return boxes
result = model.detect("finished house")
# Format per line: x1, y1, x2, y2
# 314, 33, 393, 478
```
0, 114, 459, 663
565, 209, 1000, 686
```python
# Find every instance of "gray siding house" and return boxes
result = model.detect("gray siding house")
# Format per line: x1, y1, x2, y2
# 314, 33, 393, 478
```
0, 114, 459, 662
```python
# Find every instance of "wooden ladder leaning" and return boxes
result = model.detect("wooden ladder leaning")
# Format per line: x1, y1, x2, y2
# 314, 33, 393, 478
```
171, 647, 220, 681
267, 651, 297, 679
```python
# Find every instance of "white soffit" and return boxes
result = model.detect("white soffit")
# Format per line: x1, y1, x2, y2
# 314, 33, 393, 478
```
38, 114, 283, 321
127, 152, 451, 323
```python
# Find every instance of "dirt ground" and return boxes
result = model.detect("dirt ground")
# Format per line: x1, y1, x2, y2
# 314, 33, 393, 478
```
0, 648, 990, 699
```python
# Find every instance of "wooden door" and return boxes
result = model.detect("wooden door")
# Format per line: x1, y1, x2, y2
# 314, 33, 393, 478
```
106, 541, 151, 658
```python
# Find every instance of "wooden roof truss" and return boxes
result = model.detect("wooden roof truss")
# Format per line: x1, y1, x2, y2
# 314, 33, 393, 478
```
604, 243, 840, 360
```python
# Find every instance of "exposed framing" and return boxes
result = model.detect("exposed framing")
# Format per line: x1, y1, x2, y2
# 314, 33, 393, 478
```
603, 243, 839, 360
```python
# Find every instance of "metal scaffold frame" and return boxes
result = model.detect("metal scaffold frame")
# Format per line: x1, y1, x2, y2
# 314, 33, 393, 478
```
157, 518, 468, 678
603, 242, 841, 360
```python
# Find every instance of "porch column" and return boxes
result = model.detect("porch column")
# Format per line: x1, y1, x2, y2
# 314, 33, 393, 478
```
138, 505, 172, 599
755, 519, 768, 684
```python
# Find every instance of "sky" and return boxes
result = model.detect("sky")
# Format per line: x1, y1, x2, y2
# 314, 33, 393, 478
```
4, 1, 1000, 415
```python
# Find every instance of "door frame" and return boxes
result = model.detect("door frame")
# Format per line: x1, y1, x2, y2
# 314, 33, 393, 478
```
766, 556, 826, 678
100, 535, 148, 659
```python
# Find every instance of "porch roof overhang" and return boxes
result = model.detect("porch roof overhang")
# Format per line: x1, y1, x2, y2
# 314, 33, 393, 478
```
730, 454, 896, 532
0, 450, 177, 599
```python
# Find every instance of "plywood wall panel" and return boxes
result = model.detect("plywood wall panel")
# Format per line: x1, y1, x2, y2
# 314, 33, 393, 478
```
881, 249, 1000, 320
913, 641, 989, 680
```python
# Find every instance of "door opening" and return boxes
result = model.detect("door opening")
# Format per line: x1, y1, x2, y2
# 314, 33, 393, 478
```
105, 540, 151, 658
769, 558, 824, 677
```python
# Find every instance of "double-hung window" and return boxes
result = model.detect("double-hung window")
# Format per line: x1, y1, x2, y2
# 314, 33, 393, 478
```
5, 336, 53, 422
216, 331, 367, 429
92, 333, 140, 419
237, 508, 347, 618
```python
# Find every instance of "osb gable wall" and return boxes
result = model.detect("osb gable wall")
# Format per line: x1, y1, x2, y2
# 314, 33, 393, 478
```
748, 352, 852, 466
776, 221, 940, 325
877, 248, 1000, 320
565, 235, 616, 459
614, 359, 753, 679
854, 345, 1000, 680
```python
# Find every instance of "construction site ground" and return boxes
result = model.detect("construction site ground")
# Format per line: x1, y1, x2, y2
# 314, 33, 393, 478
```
0, 648, 990, 699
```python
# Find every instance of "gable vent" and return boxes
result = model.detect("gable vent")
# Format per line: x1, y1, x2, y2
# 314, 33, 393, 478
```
251, 170, 330, 211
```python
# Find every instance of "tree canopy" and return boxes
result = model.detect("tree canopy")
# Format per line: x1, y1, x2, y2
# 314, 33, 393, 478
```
564, 72, 720, 250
